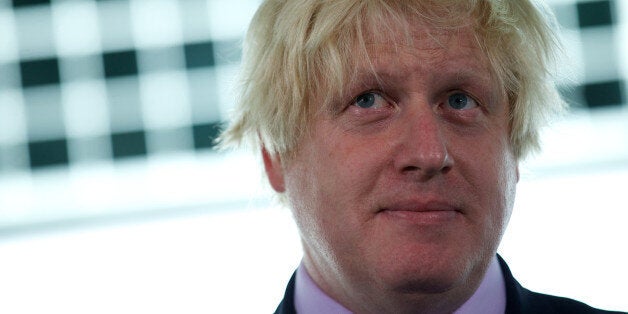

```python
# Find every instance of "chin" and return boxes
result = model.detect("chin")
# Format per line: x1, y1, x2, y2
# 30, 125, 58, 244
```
373, 245, 483, 296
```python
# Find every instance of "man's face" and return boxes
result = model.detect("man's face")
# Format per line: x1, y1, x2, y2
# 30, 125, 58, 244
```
264, 21, 519, 312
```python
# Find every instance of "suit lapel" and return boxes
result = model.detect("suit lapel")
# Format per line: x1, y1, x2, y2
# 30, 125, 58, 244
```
498, 254, 526, 314
274, 272, 297, 314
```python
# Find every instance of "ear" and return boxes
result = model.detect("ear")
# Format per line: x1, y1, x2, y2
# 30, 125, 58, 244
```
262, 147, 286, 192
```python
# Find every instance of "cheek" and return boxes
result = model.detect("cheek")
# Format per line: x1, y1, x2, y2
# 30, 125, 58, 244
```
282, 141, 349, 240
282, 130, 390, 250
291, 130, 387, 205
491, 126, 519, 215
474, 139, 518, 239
496, 150, 518, 226
452, 129, 517, 229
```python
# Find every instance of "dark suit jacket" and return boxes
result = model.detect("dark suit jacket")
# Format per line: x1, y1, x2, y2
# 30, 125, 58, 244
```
274, 256, 625, 314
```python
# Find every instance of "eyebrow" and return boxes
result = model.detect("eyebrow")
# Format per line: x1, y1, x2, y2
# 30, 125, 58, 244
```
347, 61, 494, 93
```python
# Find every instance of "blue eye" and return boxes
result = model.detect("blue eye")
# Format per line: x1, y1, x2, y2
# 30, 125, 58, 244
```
354, 92, 387, 109
355, 93, 376, 108
448, 92, 477, 110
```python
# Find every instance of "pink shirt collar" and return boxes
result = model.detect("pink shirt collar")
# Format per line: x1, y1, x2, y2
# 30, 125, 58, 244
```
294, 256, 506, 314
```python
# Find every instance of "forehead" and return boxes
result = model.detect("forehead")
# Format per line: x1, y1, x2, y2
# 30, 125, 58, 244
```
366, 14, 474, 47
367, 24, 485, 71
345, 20, 495, 91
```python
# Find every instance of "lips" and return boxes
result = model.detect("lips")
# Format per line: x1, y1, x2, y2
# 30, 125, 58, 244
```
378, 199, 463, 224
382, 199, 461, 213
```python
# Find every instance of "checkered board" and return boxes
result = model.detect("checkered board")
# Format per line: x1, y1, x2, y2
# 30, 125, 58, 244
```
552, 0, 626, 110
0, 0, 262, 173
0, 0, 626, 231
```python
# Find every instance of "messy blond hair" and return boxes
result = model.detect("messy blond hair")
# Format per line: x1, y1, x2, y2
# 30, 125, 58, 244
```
219, 0, 565, 161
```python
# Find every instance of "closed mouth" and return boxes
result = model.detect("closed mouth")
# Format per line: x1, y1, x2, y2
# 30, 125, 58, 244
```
378, 199, 463, 224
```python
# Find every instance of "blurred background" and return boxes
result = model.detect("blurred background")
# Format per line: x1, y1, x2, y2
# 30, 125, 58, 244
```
0, 0, 626, 313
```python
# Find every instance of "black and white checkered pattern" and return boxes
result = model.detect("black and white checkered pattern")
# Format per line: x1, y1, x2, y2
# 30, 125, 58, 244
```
0, 0, 262, 173
552, 0, 625, 110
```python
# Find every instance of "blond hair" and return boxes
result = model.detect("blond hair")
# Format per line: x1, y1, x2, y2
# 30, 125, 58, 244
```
219, 0, 565, 161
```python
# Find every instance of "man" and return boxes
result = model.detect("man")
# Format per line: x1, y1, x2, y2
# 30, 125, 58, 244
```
221, 0, 624, 313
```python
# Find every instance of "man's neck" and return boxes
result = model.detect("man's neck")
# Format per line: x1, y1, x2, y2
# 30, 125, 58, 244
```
294, 256, 506, 314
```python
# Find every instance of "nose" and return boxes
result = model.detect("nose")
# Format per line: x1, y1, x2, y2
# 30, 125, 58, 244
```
394, 107, 453, 180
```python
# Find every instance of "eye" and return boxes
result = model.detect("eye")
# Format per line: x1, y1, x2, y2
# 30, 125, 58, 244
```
447, 92, 478, 110
354, 92, 388, 109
